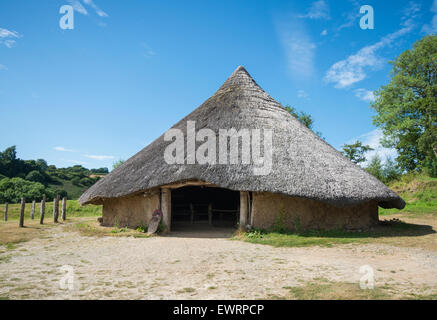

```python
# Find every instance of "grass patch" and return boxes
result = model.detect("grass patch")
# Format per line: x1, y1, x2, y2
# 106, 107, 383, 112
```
234, 218, 435, 248
381, 174, 437, 216
282, 281, 390, 300
0, 200, 101, 221
65, 219, 151, 239
177, 287, 196, 294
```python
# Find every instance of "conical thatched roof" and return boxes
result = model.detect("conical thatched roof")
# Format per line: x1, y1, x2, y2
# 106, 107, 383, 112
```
79, 66, 405, 209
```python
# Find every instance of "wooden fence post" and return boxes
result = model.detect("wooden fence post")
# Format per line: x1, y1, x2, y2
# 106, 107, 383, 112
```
54, 195, 60, 223
61, 197, 67, 221
40, 195, 46, 224
19, 198, 25, 227
4, 202, 8, 221
31, 200, 36, 220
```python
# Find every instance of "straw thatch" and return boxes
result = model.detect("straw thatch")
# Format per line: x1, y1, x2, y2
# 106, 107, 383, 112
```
79, 66, 405, 210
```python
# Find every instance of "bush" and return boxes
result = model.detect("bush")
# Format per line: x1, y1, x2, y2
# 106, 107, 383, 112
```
25, 170, 46, 184
0, 177, 46, 203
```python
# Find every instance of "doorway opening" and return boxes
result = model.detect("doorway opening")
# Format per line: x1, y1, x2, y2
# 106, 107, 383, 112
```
171, 186, 239, 230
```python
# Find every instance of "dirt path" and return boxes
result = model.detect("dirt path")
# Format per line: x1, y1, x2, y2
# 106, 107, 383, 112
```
1, 225, 436, 299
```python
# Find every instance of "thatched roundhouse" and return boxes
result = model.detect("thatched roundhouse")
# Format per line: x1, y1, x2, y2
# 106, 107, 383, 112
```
79, 66, 404, 232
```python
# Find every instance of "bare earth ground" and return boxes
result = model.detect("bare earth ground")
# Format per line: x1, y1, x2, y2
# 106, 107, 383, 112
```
0, 215, 436, 300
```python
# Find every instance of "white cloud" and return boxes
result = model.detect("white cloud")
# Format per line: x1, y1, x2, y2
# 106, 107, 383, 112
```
67, 0, 88, 15
321, 29, 328, 36
422, 0, 437, 34
355, 88, 375, 102
277, 20, 316, 79
300, 0, 330, 20
325, 16, 416, 88
349, 129, 397, 165
0, 27, 21, 48
84, 154, 114, 160
54, 146, 76, 152
141, 42, 156, 58
297, 90, 309, 99
336, 0, 361, 31
64, 159, 88, 166
83, 0, 108, 17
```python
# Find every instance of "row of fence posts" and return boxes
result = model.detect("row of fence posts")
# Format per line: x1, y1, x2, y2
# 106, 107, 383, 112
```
3, 194, 67, 227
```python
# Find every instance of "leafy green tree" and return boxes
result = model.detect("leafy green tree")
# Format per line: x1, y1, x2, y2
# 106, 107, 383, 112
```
26, 170, 46, 184
371, 35, 437, 176
112, 159, 125, 170
383, 157, 402, 183
282, 104, 324, 138
366, 155, 384, 181
0, 177, 46, 203
341, 141, 374, 164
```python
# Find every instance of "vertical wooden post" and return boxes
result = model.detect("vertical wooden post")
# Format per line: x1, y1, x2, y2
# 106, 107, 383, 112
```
54, 195, 60, 223
53, 198, 56, 221
190, 203, 194, 224
19, 198, 25, 227
4, 202, 8, 221
161, 188, 171, 232
40, 195, 46, 224
208, 203, 212, 226
239, 191, 249, 230
31, 200, 36, 220
61, 197, 67, 221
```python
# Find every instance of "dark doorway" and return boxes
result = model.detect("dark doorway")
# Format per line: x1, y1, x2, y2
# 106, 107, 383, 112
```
171, 186, 239, 230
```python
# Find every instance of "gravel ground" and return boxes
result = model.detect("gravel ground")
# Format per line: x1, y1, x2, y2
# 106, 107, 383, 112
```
1, 225, 436, 299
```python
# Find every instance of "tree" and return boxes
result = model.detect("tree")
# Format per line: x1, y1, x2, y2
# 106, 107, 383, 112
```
112, 159, 125, 170
26, 170, 46, 184
341, 141, 374, 164
282, 105, 323, 138
0, 177, 46, 203
366, 155, 384, 181
371, 35, 437, 176
383, 157, 402, 183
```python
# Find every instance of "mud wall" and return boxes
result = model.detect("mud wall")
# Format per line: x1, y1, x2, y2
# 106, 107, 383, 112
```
102, 191, 160, 228
252, 192, 378, 231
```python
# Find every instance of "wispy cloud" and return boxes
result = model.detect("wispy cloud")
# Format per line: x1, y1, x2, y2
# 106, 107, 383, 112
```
54, 146, 76, 152
67, 0, 108, 17
0, 64, 7, 71
355, 88, 375, 102
299, 0, 330, 20
67, 0, 88, 15
83, 0, 108, 17
141, 42, 156, 58
321, 29, 328, 36
422, 0, 437, 34
350, 129, 397, 165
0, 27, 21, 48
325, 6, 418, 89
84, 154, 114, 160
297, 90, 309, 99
277, 19, 316, 79
64, 159, 88, 166
336, 0, 361, 31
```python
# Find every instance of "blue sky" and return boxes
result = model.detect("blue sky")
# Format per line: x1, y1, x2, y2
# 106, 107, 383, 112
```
1, 0, 436, 170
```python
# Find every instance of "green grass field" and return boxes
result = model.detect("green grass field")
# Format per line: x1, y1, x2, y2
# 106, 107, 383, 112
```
236, 173, 437, 248
1, 200, 101, 221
